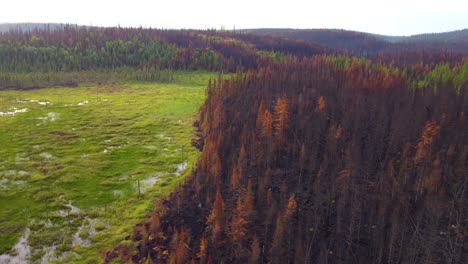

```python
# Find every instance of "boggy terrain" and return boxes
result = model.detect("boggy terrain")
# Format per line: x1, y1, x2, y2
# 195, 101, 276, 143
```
0, 73, 211, 263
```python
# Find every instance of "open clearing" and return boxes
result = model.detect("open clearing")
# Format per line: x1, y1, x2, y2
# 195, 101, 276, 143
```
0, 72, 211, 263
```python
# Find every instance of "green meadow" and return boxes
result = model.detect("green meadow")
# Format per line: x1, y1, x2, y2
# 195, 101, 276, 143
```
0, 72, 212, 263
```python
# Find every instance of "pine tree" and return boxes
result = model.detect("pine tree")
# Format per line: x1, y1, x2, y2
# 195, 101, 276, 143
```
208, 187, 225, 243
229, 197, 250, 259
229, 197, 249, 243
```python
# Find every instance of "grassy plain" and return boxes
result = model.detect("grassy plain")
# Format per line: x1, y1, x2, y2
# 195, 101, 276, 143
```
0, 72, 212, 263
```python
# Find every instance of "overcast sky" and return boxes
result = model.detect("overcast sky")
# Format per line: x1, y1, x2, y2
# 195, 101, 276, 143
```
1, 0, 467, 36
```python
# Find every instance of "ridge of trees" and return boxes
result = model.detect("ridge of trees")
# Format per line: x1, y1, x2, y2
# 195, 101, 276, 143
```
104, 55, 468, 263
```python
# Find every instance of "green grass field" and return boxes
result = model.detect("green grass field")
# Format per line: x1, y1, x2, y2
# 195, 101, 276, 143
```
0, 72, 212, 263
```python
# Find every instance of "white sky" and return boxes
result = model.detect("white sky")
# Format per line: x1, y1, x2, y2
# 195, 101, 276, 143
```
1, 0, 467, 36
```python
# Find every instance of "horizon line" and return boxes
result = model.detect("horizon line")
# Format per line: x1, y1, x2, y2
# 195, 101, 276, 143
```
1, 21, 467, 37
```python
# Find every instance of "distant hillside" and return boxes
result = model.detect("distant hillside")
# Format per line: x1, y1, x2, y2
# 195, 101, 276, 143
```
373, 29, 468, 54
247, 28, 388, 55
374, 29, 468, 43
247, 28, 468, 54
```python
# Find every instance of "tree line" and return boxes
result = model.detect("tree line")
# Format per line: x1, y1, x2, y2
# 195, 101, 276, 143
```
0, 26, 325, 74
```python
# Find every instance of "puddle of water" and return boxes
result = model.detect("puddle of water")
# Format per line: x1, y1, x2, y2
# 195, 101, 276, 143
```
46, 112, 59, 122
0, 108, 28, 117
0, 178, 27, 190
56, 201, 81, 217
87, 218, 97, 237
18, 100, 50, 105
15, 154, 30, 163
39, 152, 54, 160
72, 217, 96, 248
37, 112, 59, 123
137, 173, 164, 192
104, 146, 122, 153
2, 170, 17, 177
40, 244, 57, 264
18, 171, 30, 177
141, 177, 159, 188
65, 201, 80, 214
143, 145, 157, 150
113, 190, 124, 197
174, 162, 188, 176
45, 219, 53, 228
77, 100, 89, 106
0, 228, 31, 264
72, 223, 90, 247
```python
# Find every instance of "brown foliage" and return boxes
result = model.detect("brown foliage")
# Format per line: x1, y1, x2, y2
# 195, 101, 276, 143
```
197, 238, 208, 262
422, 120, 440, 146
229, 197, 249, 243
285, 194, 298, 221
315, 95, 326, 113
257, 104, 273, 138
415, 120, 440, 162
273, 96, 289, 139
